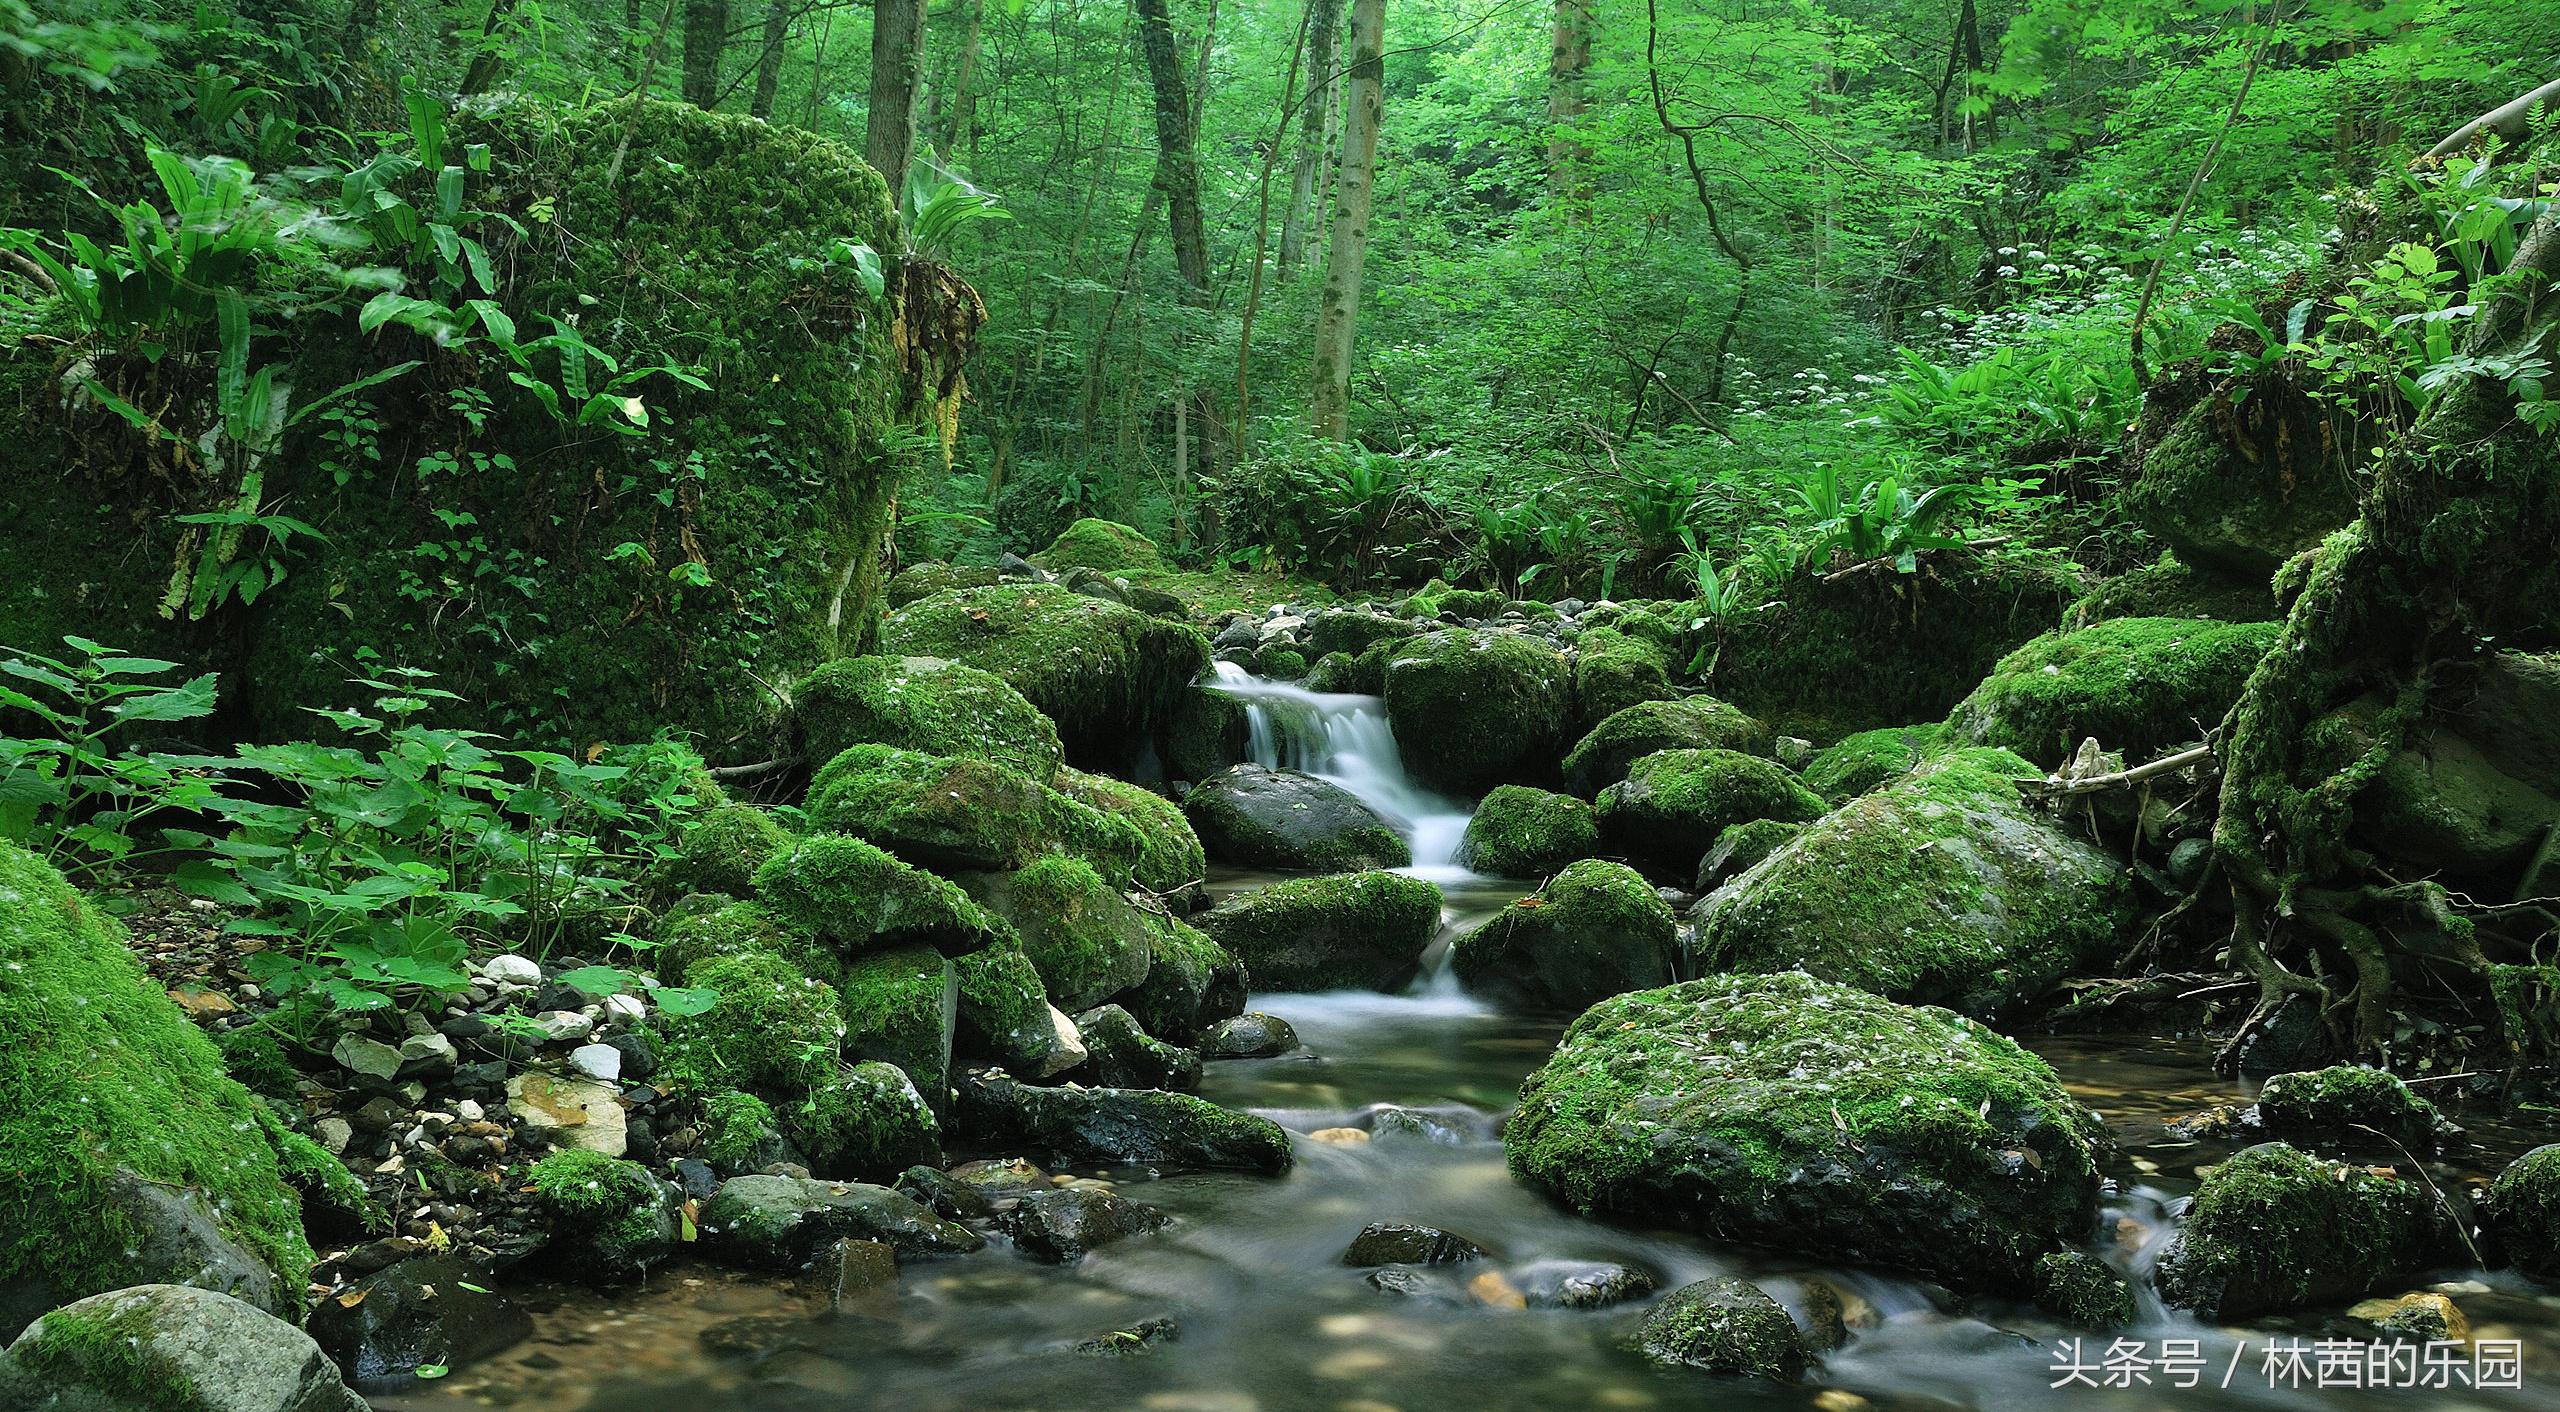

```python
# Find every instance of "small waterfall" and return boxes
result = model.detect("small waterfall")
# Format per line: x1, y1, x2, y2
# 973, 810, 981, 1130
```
1206, 661, 1479, 881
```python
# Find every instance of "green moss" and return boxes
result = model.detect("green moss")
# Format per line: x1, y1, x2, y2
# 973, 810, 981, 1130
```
2123, 385, 2359, 580
1636, 1277, 1806, 1379
14, 1302, 206, 1412
1949, 616, 2281, 768
1255, 645, 1310, 680
1507, 972, 2104, 1288
971, 855, 1153, 1012
1380, 629, 1574, 793
1802, 723, 1948, 802
752, 833, 1006, 957
2153, 1142, 2448, 1319
212, 1024, 302, 1103
834, 946, 958, 1107
951, 938, 1054, 1060
1050, 767, 1207, 893
1449, 859, 1677, 1009
1696, 818, 1799, 889
659, 801, 796, 898
2067, 553, 2276, 628
1305, 609, 1419, 658
1560, 697, 1773, 796
805, 743, 1143, 880
887, 561, 1002, 607
880, 583, 1210, 759
700, 1090, 779, 1172
1163, 685, 1249, 782
664, 950, 845, 1093
0, 840, 316, 1313
1117, 914, 1247, 1040
1457, 785, 1600, 878
527, 1150, 672, 1281
1195, 869, 1443, 992
784, 1060, 943, 1179
2483, 1144, 2560, 1279
1579, 602, 1680, 651
794, 654, 1065, 782
2252, 1064, 2450, 1151
256, 1107, 385, 1238
2035, 1252, 2136, 1328
657, 899, 839, 985
1571, 626, 1676, 732
1035, 518, 1166, 575
1594, 747, 1825, 879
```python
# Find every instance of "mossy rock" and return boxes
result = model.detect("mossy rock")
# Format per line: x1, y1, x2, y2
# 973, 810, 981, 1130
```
1948, 617, 2280, 768
835, 946, 959, 1112
1194, 870, 1443, 993
2067, 553, 2275, 628
664, 950, 845, 1094
657, 899, 839, 986
957, 857, 1154, 1014
1305, 608, 1420, 659
1560, 697, 1772, 797
2482, 1144, 2560, 1280
1506, 972, 2106, 1289
699, 1090, 791, 1175
1571, 626, 1678, 734
658, 801, 796, 898
1694, 818, 1800, 892
1595, 748, 1825, 881
2124, 378, 2359, 580
1163, 685, 1250, 783
1703, 554, 2077, 739
887, 561, 1002, 607
0, 841, 315, 1334
1635, 1276, 1807, 1379
2034, 1252, 2136, 1328
1035, 518, 1165, 575
949, 940, 1066, 1073
880, 584, 1210, 764
795, 655, 1065, 782
1183, 764, 1410, 872
1456, 785, 1599, 878
1381, 629, 1573, 794
527, 1150, 679, 1284
956, 1073, 1293, 1174
805, 744, 1141, 880
0, 1283, 365, 1412
1074, 1005, 1202, 1091
2251, 1064, 2459, 1154
1693, 749, 2129, 1019
1801, 723, 1947, 802
784, 1061, 944, 1181
1050, 767, 1206, 893
2152, 1142, 2451, 1319
1449, 860, 1676, 1010
1116, 914, 1248, 1041
752, 833, 1007, 958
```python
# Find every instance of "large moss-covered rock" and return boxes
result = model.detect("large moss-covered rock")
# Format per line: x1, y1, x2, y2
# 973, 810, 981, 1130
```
0, 842, 316, 1336
2153, 1142, 2451, 1319
753, 833, 1007, 957
1183, 764, 1410, 871
663, 949, 845, 1093
1571, 626, 1677, 732
785, 1060, 945, 1180
1050, 767, 1206, 893
2067, 553, 2276, 628
957, 856, 1154, 1013
657, 898, 838, 986
1635, 1277, 1807, 1380
1560, 698, 1772, 797
2251, 1064, 2458, 1154
1034, 518, 1165, 575
2482, 1144, 2560, 1280
887, 561, 1001, 607
836, 947, 959, 1109
1507, 972, 2106, 1289
1195, 870, 1443, 993
2124, 374, 2359, 580
658, 801, 794, 898
956, 1073, 1293, 1174
1693, 749, 2128, 1019
1449, 860, 1676, 1010
1306, 608, 1420, 659
1948, 617, 2279, 767
525, 1151, 680, 1284
1456, 785, 1599, 878
1117, 916, 1248, 1040
1802, 723, 1947, 803
805, 744, 1140, 879
1381, 629, 1573, 793
880, 584, 1210, 762
0, 1284, 368, 1412
1595, 748, 1825, 880
794, 655, 1065, 781
1163, 685, 1250, 783
2315, 686, 2560, 885
949, 940, 1079, 1075
697, 1174, 981, 1268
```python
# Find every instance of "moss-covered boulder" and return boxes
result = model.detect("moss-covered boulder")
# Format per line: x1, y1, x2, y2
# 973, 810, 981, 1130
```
1572, 627, 1678, 733
887, 561, 1002, 607
526, 1151, 680, 1284
1457, 785, 1599, 878
1949, 617, 2280, 767
1506, 972, 2106, 1289
805, 744, 1140, 879
1051, 767, 1206, 893
1694, 819, 1799, 892
784, 1060, 945, 1180
794, 655, 1065, 782
657, 898, 838, 986
1693, 749, 2129, 1019
663, 950, 845, 1093
2123, 375, 2360, 580
753, 834, 1007, 957
1449, 860, 1676, 1010
1163, 686, 1250, 783
1117, 916, 1249, 1040
1306, 608, 1420, 659
1595, 748, 1825, 880
955, 856, 1156, 1013
836, 946, 959, 1109
881, 584, 1210, 763
1381, 629, 1573, 793
2034, 1251, 2137, 1328
956, 1073, 1293, 1174
0, 1284, 370, 1412
1035, 518, 1165, 575
1560, 697, 1772, 797
1802, 723, 1947, 803
0, 841, 317, 1336
2153, 1142, 2451, 1319
1183, 764, 1410, 871
950, 940, 1083, 1076
1635, 1277, 1807, 1379
1194, 870, 1443, 993
2482, 1145, 2560, 1280
657, 801, 795, 898
2251, 1064, 2459, 1154
1074, 1005, 1202, 1091
2067, 553, 2276, 628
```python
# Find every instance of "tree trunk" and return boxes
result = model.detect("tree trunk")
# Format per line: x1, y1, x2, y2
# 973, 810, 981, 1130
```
1545, 0, 1590, 200
1309, 0, 1384, 440
1278, 0, 1342, 279
749, 0, 790, 119
803, 5, 836, 125
938, 0, 988, 157
681, 0, 728, 107
869, 0, 928, 197
1132, 0, 1211, 302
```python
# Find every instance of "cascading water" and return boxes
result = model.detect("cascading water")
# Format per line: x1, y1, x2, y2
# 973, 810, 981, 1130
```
1205, 661, 1479, 883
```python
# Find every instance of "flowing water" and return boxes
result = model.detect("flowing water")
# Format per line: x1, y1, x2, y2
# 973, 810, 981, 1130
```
1205, 662, 1476, 884
383, 672, 2560, 1412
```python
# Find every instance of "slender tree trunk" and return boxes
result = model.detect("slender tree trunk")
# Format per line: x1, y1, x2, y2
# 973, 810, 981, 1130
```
681, 0, 728, 107
803, 6, 836, 125
1309, 0, 1384, 440
750, 0, 790, 118
457, 0, 526, 94
1132, 0, 1211, 300
1546, 0, 1590, 201
1278, 0, 1342, 280
869, 0, 928, 196
939, 0, 988, 157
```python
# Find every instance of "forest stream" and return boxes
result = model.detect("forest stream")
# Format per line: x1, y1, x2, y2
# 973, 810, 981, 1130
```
373, 677, 2560, 1412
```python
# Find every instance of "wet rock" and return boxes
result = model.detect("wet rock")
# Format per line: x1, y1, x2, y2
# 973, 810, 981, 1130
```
2033, 1251, 2135, 1329
1183, 764, 1411, 871
526, 1151, 681, 1284
1380, 628, 1573, 794
1115, 915, 1247, 1042
1074, 1005, 1202, 1091
1507, 973, 2106, 1291
306, 1255, 530, 1384
1561, 697, 1775, 796
894, 1166, 994, 1221
1199, 1012, 1298, 1059
789, 1061, 944, 1181
506, 1072, 628, 1157
1694, 818, 1801, 892
1449, 859, 1678, 1010
1513, 1260, 1656, 1309
1194, 869, 1441, 993
1456, 785, 1600, 879
1368, 1106, 1472, 1145
2153, 1142, 2452, 1319
799, 1238, 898, 1314
1468, 1270, 1529, 1308
1003, 1187, 1172, 1263
698, 1175, 984, 1269
952, 943, 1087, 1077
1340, 1222, 1485, 1267
2478, 1144, 2560, 1280
2250, 1064, 2462, 1154
1637, 1277, 1808, 1379
946, 1157, 1051, 1196
0, 1284, 367, 1412
1595, 747, 1826, 880
1363, 1268, 1449, 1300
955, 1073, 1294, 1175
2349, 1291, 2469, 1341
1072, 1315, 1180, 1357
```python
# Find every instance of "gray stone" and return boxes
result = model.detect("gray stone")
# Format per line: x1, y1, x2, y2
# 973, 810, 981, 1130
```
305, 1255, 529, 1384
533, 1010, 594, 1044
480, 954, 542, 987
330, 1033, 402, 1082
1002, 1188, 1171, 1263
0, 1284, 366, 1412
697, 1175, 983, 1269
505, 1072, 627, 1157
567, 1043, 623, 1083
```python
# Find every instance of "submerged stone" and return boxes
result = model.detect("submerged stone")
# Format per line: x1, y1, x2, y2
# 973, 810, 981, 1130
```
306, 1255, 530, 1385
1003, 1187, 1172, 1263
1635, 1277, 1808, 1380
1340, 1223, 1486, 1267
